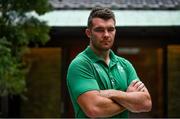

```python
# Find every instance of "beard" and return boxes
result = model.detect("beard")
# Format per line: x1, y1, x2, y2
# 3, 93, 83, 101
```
90, 38, 114, 52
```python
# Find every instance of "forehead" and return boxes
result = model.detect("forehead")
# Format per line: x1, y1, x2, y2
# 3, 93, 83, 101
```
91, 18, 115, 28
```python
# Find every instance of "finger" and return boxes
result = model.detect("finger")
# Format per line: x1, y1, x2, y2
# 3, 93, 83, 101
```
141, 87, 148, 92
137, 83, 145, 91
140, 87, 146, 92
134, 81, 143, 88
130, 79, 139, 87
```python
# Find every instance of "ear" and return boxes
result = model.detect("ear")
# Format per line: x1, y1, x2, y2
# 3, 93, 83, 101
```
85, 28, 91, 38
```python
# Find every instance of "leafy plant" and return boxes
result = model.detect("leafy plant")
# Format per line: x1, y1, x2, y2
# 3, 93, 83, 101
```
0, 0, 52, 96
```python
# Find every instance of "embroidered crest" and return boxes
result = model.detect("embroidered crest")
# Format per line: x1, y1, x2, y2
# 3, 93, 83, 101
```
117, 64, 124, 73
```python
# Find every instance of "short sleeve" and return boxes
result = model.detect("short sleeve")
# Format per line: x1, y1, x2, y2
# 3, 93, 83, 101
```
67, 57, 100, 100
123, 59, 140, 85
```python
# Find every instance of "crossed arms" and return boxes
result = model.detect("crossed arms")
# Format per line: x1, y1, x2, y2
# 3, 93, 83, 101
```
77, 80, 152, 118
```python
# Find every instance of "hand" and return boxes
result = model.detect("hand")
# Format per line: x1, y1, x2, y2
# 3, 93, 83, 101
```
126, 80, 146, 92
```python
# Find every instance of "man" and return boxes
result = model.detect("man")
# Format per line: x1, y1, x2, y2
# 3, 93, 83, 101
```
67, 7, 152, 118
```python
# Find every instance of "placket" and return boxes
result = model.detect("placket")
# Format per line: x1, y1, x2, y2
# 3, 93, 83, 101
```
107, 65, 116, 89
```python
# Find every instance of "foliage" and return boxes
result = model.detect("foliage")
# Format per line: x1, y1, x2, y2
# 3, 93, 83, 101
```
0, 0, 52, 96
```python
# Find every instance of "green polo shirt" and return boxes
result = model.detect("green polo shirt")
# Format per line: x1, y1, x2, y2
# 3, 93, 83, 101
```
67, 46, 139, 118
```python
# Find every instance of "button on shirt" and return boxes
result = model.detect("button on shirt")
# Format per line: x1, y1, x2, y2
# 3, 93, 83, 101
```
67, 46, 139, 118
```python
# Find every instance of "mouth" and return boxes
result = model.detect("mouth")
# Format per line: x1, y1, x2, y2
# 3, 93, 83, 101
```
101, 40, 111, 44
101, 41, 112, 46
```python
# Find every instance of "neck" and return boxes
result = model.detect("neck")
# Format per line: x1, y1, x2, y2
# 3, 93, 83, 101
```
90, 45, 110, 65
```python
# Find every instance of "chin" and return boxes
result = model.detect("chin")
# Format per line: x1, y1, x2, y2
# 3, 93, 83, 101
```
101, 46, 111, 51
103, 45, 113, 49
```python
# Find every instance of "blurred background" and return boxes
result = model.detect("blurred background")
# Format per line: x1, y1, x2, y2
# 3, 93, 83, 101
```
1, 0, 180, 118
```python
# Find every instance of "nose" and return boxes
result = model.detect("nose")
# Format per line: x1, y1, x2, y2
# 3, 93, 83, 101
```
104, 30, 110, 38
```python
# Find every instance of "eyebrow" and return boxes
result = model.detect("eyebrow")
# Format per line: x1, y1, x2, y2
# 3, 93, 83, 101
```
93, 26, 115, 30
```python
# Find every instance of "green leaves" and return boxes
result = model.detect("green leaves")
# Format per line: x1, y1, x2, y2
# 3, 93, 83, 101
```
0, 38, 26, 96
0, 0, 51, 96
22, 16, 50, 45
0, 0, 52, 14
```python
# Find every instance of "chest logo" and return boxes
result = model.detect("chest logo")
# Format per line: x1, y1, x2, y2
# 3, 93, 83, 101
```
117, 65, 124, 73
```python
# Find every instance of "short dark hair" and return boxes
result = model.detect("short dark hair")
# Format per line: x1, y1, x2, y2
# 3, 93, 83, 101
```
87, 7, 116, 28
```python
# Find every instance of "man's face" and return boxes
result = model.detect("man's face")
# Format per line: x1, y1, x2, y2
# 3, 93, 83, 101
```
86, 18, 116, 51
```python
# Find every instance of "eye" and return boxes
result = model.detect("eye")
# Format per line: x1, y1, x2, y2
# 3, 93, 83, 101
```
108, 27, 115, 32
93, 27, 115, 33
94, 28, 104, 32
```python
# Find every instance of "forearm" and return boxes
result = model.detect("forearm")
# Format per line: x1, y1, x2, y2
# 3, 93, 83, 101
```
110, 90, 152, 112
93, 95, 125, 117
78, 90, 125, 118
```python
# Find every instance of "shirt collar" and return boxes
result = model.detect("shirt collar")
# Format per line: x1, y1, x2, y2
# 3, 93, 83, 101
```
85, 46, 118, 63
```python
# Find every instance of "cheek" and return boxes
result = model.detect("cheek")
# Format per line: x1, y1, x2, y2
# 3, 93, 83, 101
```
92, 33, 100, 40
111, 33, 116, 39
